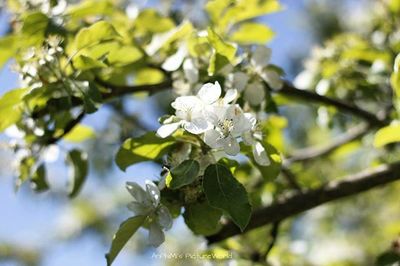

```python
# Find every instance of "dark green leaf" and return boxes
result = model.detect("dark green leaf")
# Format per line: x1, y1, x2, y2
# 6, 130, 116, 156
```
203, 164, 252, 231
67, 149, 88, 198
115, 132, 176, 171
376, 251, 400, 266
31, 164, 49, 192
183, 202, 222, 236
166, 160, 200, 189
105, 215, 146, 266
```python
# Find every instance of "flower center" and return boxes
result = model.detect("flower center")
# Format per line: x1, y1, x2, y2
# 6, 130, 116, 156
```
217, 118, 234, 138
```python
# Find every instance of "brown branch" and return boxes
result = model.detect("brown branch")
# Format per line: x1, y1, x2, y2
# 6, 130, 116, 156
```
276, 82, 388, 127
207, 161, 400, 244
31, 79, 172, 118
44, 111, 85, 145
285, 123, 370, 164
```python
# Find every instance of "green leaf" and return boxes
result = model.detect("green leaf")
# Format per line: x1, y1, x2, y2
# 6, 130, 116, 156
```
107, 45, 142, 66
166, 160, 200, 189
203, 164, 252, 231
67, 149, 88, 198
115, 132, 176, 171
376, 251, 400, 266
183, 202, 222, 236
73, 55, 107, 70
74, 21, 120, 50
374, 124, 400, 148
230, 23, 275, 45
31, 164, 49, 192
66, 0, 113, 19
64, 124, 96, 142
105, 215, 146, 266
134, 68, 165, 85
17, 156, 35, 189
0, 88, 28, 132
208, 52, 230, 76
21, 12, 49, 45
134, 9, 175, 34
207, 27, 236, 62
0, 35, 17, 68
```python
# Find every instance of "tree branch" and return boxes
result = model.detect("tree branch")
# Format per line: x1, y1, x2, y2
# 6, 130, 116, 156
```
276, 83, 388, 127
207, 161, 400, 244
285, 123, 371, 164
31, 79, 172, 118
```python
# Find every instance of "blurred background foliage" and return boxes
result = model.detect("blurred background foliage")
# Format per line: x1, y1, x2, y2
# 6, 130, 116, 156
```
1, 0, 400, 265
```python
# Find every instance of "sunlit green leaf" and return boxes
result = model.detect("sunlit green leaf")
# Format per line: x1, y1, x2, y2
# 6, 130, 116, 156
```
0, 88, 28, 132
74, 21, 120, 50
66, 0, 113, 19
230, 23, 275, 45
373, 124, 400, 148
115, 132, 176, 171
64, 124, 96, 142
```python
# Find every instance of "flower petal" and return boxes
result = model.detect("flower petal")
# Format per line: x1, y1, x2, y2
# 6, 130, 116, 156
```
222, 136, 240, 156
244, 81, 265, 106
253, 142, 270, 166
161, 44, 187, 71
251, 46, 271, 69
148, 222, 165, 247
126, 182, 148, 203
157, 205, 173, 230
183, 117, 210, 134
229, 72, 249, 92
183, 58, 199, 84
145, 180, 160, 207
127, 201, 151, 216
197, 81, 221, 104
204, 129, 222, 149
156, 122, 182, 138
261, 69, 283, 89
223, 89, 238, 104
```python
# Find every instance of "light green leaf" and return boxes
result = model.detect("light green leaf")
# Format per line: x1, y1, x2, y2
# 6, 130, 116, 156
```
74, 21, 120, 50
134, 9, 175, 33
66, 0, 113, 19
105, 215, 146, 266
207, 27, 236, 61
115, 132, 176, 171
183, 202, 222, 236
0, 88, 28, 132
21, 12, 49, 45
107, 45, 142, 66
0, 35, 17, 68
203, 164, 252, 231
166, 160, 200, 189
230, 23, 275, 45
67, 149, 88, 198
64, 124, 96, 143
374, 124, 400, 148
73, 55, 108, 70
134, 68, 165, 85
31, 164, 49, 192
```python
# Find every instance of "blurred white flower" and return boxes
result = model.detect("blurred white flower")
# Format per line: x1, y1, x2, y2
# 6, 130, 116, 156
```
126, 180, 172, 247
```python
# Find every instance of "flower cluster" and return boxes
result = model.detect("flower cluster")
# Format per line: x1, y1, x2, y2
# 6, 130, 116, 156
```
157, 82, 270, 166
126, 181, 172, 247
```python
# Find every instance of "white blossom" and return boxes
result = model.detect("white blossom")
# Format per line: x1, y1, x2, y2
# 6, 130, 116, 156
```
126, 180, 172, 247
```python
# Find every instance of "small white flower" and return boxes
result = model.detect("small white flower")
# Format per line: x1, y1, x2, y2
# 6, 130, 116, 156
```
157, 82, 224, 138
126, 180, 172, 247
161, 44, 188, 72
204, 105, 252, 156
251, 46, 271, 71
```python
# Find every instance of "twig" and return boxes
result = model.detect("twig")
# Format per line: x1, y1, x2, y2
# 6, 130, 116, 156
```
264, 222, 281, 258
284, 123, 370, 164
276, 82, 388, 127
207, 160, 400, 244
45, 111, 85, 144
